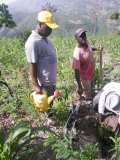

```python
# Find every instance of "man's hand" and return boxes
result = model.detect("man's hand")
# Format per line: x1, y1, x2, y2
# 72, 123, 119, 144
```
32, 85, 43, 94
98, 113, 105, 123
77, 86, 83, 96
74, 70, 83, 96
29, 63, 43, 94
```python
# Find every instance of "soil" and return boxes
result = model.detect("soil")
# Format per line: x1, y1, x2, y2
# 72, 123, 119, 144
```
70, 101, 102, 159
65, 96, 118, 160
0, 99, 118, 160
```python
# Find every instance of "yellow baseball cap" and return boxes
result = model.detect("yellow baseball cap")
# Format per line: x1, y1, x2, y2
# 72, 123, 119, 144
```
37, 10, 58, 29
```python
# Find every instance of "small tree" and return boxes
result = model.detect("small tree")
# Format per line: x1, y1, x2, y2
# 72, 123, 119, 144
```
110, 12, 120, 20
110, 12, 120, 34
41, 2, 57, 13
0, 3, 16, 28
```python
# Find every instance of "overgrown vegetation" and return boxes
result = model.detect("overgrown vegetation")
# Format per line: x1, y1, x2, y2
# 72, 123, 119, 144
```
44, 133, 97, 160
0, 121, 56, 160
111, 135, 120, 160
0, 35, 120, 159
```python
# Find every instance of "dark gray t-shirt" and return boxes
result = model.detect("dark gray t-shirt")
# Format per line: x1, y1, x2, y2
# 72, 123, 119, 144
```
25, 31, 57, 86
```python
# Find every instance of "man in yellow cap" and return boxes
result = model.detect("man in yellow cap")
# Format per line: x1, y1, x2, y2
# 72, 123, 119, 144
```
25, 10, 58, 96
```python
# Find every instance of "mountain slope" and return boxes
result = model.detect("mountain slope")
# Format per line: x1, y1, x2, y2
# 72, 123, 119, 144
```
2, 0, 120, 36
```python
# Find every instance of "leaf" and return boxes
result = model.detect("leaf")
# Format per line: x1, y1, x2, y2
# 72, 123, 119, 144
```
31, 126, 59, 136
0, 130, 6, 145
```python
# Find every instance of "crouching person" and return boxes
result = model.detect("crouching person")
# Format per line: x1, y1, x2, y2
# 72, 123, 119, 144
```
93, 82, 120, 131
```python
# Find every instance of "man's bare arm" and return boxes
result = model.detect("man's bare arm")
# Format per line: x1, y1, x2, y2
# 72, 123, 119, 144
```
75, 69, 83, 95
29, 63, 42, 93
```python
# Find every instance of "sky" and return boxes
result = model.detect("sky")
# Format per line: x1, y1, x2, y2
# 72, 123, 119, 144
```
1, 0, 16, 4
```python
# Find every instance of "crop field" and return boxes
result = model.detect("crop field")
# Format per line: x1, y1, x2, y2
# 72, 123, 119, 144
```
0, 35, 120, 160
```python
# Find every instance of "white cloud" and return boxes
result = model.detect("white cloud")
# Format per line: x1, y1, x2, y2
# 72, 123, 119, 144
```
0, 0, 16, 4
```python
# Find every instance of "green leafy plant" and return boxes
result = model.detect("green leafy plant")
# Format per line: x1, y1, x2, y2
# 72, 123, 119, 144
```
44, 134, 77, 160
48, 98, 69, 125
110, 135, 120, 160
0, 122, 56, 160
44, 133, 97, 160
78, 144, 97, 160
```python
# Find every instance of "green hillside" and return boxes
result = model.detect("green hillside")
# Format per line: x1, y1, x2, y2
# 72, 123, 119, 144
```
1, 0, 119, 36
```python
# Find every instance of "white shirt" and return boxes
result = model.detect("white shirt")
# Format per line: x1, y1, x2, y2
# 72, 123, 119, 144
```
98, 82, 120, 114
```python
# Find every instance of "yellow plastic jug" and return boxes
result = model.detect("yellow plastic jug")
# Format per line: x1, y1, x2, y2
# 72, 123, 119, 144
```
30, 90, 60, 112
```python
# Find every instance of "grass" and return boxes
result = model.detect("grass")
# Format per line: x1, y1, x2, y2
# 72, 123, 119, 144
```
0, 35, 120, 122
